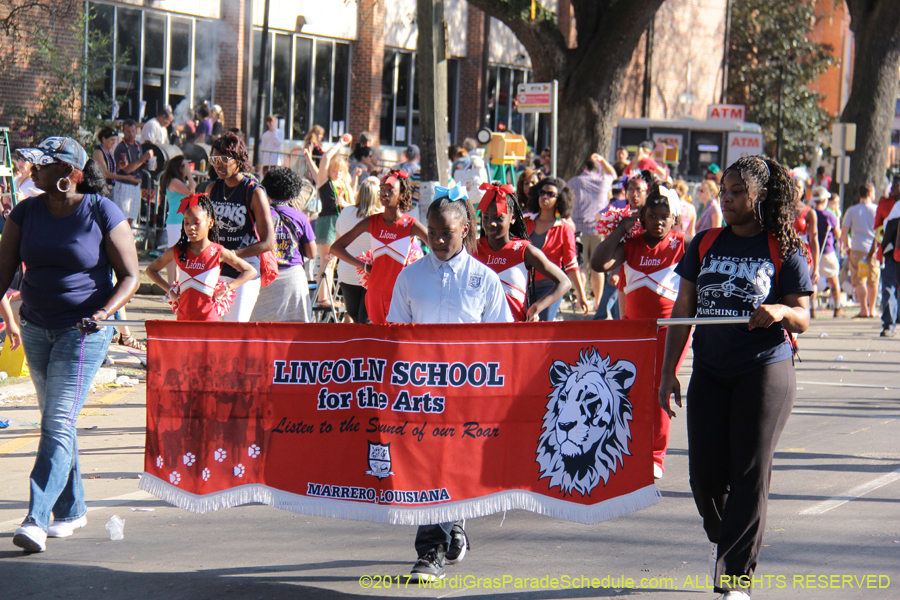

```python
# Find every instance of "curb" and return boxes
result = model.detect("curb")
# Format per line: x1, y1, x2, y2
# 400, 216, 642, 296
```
0, 368, 119, 400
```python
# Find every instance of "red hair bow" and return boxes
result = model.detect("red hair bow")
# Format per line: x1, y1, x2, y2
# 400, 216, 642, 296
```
382, 170, 409, 186
177, 193, 208, 215
477, 182, 515, 215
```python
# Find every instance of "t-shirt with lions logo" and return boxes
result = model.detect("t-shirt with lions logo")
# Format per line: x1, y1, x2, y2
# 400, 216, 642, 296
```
675, 227, 812, 376
210, 177, 261, 279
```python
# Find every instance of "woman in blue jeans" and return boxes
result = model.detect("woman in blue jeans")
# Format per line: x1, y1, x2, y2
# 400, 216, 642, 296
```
2, 137, 140, 553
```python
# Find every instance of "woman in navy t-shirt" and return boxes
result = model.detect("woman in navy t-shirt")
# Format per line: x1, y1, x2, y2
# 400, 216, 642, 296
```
3, 138, 140, 553
659, 156, 813, 599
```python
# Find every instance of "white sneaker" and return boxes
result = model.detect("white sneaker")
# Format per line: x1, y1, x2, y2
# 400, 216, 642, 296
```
723, 591, 751, 599
653, 464, 664, 479
48, 515, 87, 538
13, 523, 47, 552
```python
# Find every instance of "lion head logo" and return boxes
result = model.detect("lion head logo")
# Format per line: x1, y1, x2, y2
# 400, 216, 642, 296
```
536, 348, 636, 496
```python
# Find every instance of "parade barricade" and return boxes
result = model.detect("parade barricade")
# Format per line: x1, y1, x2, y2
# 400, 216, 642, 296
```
139, 319, 662, 525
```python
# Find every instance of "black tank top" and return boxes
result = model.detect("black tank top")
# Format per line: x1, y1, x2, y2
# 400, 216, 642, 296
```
210, 177, 261, 279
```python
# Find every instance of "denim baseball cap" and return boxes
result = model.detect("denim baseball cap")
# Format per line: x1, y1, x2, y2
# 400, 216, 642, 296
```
17, 137, 89, 170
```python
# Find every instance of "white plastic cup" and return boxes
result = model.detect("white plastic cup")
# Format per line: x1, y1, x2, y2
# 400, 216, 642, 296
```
106, 515, 125, 541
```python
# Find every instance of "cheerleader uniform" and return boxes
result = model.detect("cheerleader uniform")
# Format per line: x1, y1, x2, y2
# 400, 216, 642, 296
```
616, 229, 686, 473
173, 243, 224, 322
366, 213, 416, 325
474, 237, 530, 321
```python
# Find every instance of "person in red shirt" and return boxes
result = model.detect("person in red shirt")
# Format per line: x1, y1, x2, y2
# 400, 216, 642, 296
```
868, 175, 900, 336
591, 183, 689, 478
330, 170, 428, 324
145, 194, 257, 321
628, 141, 667, 180
525, 177, 589, 319
474, 183, 569, 320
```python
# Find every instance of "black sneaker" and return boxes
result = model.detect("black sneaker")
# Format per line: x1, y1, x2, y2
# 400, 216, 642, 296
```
445, 522, 469, 565
881, 327, 896, 338
410, 547, 446, 582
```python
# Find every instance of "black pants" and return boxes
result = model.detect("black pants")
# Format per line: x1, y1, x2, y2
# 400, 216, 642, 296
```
414, 522, 454, 557
340, 283, 368, 324
687, 360, 795, 594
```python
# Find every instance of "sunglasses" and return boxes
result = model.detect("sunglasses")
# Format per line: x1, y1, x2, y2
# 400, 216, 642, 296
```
539, 190, 558, 198
208, 155, 234, 165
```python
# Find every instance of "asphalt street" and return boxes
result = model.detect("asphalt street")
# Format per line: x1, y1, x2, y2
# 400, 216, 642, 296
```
0, 299, 898, 600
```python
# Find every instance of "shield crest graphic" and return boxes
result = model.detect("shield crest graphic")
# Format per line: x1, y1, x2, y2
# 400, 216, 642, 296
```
365, 441, 394, 479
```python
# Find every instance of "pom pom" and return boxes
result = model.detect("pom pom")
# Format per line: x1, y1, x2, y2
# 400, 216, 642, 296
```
596, 206, 643, 239
213, 280, 235, 317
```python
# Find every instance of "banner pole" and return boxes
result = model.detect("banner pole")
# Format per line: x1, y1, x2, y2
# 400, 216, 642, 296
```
96, 320, 146, 327
98, 317, 751, 329
657, 317, 750, 326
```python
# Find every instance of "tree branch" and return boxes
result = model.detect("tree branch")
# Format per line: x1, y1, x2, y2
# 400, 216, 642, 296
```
465, 0, 569, 79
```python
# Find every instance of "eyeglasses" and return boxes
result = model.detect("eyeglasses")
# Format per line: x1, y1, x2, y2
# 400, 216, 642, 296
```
539, 190, 558, 198
208, 156, 233, 165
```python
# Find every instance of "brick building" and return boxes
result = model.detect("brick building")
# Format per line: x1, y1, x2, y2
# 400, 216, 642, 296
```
0, 0, 739, 155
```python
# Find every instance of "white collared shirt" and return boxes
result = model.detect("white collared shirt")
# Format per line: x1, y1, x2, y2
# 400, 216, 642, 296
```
387, 248, 513, 324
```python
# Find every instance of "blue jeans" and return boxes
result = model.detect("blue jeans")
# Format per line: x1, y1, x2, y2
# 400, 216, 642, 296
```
593, 279, 620, 320
882, 255, 898, 331
534, 282, 563, 322
19, 318, 113, 531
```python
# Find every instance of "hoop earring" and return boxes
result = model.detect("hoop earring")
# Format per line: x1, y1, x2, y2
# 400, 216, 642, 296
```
56, 177, 72, 193
755, 199, 765, 226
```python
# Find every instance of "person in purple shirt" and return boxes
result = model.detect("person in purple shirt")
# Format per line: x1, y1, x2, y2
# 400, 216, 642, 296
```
250, 167, 317, 322
811, 186, 844, 317
5, 137, 140, 553
195, 105, 214, 144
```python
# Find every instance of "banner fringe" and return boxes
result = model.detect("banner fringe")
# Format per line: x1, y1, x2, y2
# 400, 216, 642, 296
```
140, 473, 661, 526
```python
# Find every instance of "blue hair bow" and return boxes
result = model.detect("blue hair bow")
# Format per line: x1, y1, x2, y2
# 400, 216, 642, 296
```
433, 184, 469, 202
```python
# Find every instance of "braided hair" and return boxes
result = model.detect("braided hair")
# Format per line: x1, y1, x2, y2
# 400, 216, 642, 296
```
174, 194, 220, 264
720, 155, 805, 260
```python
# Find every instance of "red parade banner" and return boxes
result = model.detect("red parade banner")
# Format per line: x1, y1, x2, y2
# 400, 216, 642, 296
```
141, 320, 661, 525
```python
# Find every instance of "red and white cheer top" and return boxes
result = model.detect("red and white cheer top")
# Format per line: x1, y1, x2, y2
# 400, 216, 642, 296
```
368, 213, 416, 294
174, 242, 224, 321
617, 230, 685, 320
475, 237, 530, 321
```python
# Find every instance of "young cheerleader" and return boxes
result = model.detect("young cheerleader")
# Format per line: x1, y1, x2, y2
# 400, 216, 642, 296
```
330, 169, 428, 324
475, 182, 570, 321
387, 190, 511, 582
591, 183, 689, 479
145, 194, 257, 321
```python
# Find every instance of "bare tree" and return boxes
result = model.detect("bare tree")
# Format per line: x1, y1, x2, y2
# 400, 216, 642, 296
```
841, 0, 900, 204
468, 0, 665, 179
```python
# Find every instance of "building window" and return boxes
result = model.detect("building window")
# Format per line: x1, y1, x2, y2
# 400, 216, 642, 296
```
252, 31, 350, 142
87, 1, 215, 125
381, 49, 420, 147
485, 65, 537, 149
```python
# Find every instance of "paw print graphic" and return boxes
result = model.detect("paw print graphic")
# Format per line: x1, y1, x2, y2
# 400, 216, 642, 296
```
201, 468, 210, 481
155, 455, 163, 469
214, 448, 227, 462
182, 453, 196, 466
233, 464, 245, 477
248, 444, 260, 458
169, 472, 181, 485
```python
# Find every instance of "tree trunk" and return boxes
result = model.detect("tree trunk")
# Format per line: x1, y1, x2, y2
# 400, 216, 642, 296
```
468, 0, 665, 180
841, 0, 900, 209
556, 61, 631, 180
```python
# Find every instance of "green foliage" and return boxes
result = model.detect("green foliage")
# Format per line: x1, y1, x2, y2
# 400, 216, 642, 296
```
16, 9, 116, 147
727, 0, 834, 167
